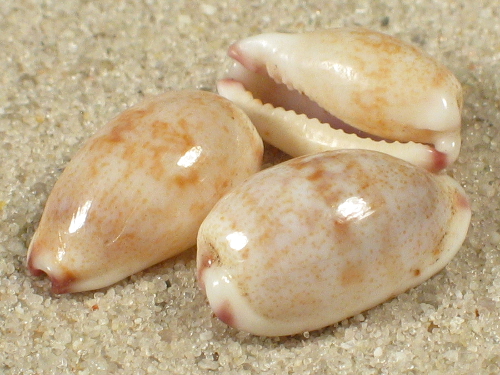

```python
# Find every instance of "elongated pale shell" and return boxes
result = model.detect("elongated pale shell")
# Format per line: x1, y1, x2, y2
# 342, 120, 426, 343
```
218, 27, 463, 172
28, 90, 263, 293
197, 150, 471, 336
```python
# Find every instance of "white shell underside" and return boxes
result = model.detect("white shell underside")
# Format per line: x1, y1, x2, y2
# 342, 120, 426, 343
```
218, 78, 449, 172
217, 28, 464, 172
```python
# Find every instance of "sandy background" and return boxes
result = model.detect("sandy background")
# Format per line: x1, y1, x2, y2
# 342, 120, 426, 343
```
1, 0, 499, 374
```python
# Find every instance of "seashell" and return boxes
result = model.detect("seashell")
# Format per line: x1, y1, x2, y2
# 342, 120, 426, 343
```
27, 90, 263, 293
196, 149, 471, 336
217, 27, 463, 172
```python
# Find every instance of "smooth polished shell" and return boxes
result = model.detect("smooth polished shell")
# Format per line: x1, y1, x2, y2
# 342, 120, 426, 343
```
27, 90, 263, 293
197, 150, 471, 336
218, 27, 463, 172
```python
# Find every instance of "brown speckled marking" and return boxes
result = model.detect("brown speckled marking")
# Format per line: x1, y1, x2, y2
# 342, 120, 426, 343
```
432, 232, 447, 257
306, 168, 326, 182
91, 106, 199, 183
333, 217, 352, 241
173, 169, 201, 188
189, 200, 207, 215
199, 149, 469, 335
316, 28, 458, 145
214, 179, 231, 197
240, 247, 250, 260
340, 262, 365, 286
105, 109, 148, 143
27, 90, 263, 293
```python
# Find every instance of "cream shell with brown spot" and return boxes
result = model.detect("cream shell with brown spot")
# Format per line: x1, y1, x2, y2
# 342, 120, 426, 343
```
27, 90, 263, 293
197, 149, 471, 336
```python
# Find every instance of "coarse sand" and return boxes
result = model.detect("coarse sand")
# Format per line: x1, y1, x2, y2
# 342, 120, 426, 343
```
1, 1, 499, 374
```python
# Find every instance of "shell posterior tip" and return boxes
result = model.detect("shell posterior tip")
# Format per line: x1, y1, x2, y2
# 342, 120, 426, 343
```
430, 148, 448, 173
27, 238, 80, 294
27, 255, 45, 277
49, 274, 76, 294
214, 300, 236, 328
27, 252, 75, 294
228, 42, 266, 76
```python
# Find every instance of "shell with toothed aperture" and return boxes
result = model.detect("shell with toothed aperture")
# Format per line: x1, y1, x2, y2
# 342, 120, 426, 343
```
27, 90, 263, 294
217, 27, 463, 172
196, 149, 471, 337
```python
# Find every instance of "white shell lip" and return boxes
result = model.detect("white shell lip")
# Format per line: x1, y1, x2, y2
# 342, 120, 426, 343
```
200, 265, 298, 336
217, 27, 463, 172
197, 150, 471, 337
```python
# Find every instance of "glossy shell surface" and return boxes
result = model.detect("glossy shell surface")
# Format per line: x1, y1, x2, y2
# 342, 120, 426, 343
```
218, 27, 463, 172
27, 90, 263, 293
197, 150, 471, 336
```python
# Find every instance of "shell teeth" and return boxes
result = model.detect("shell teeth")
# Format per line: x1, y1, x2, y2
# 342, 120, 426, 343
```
220, 28, 463, 171
221, 79, 366, 142
217, 78, 444, 172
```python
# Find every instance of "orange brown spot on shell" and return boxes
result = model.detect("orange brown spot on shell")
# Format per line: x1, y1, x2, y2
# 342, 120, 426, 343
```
173, 169, 201, 188
340, 262, 365, 286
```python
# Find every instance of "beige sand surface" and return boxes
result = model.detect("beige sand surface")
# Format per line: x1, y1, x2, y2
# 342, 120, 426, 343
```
1, 1, 499, 374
